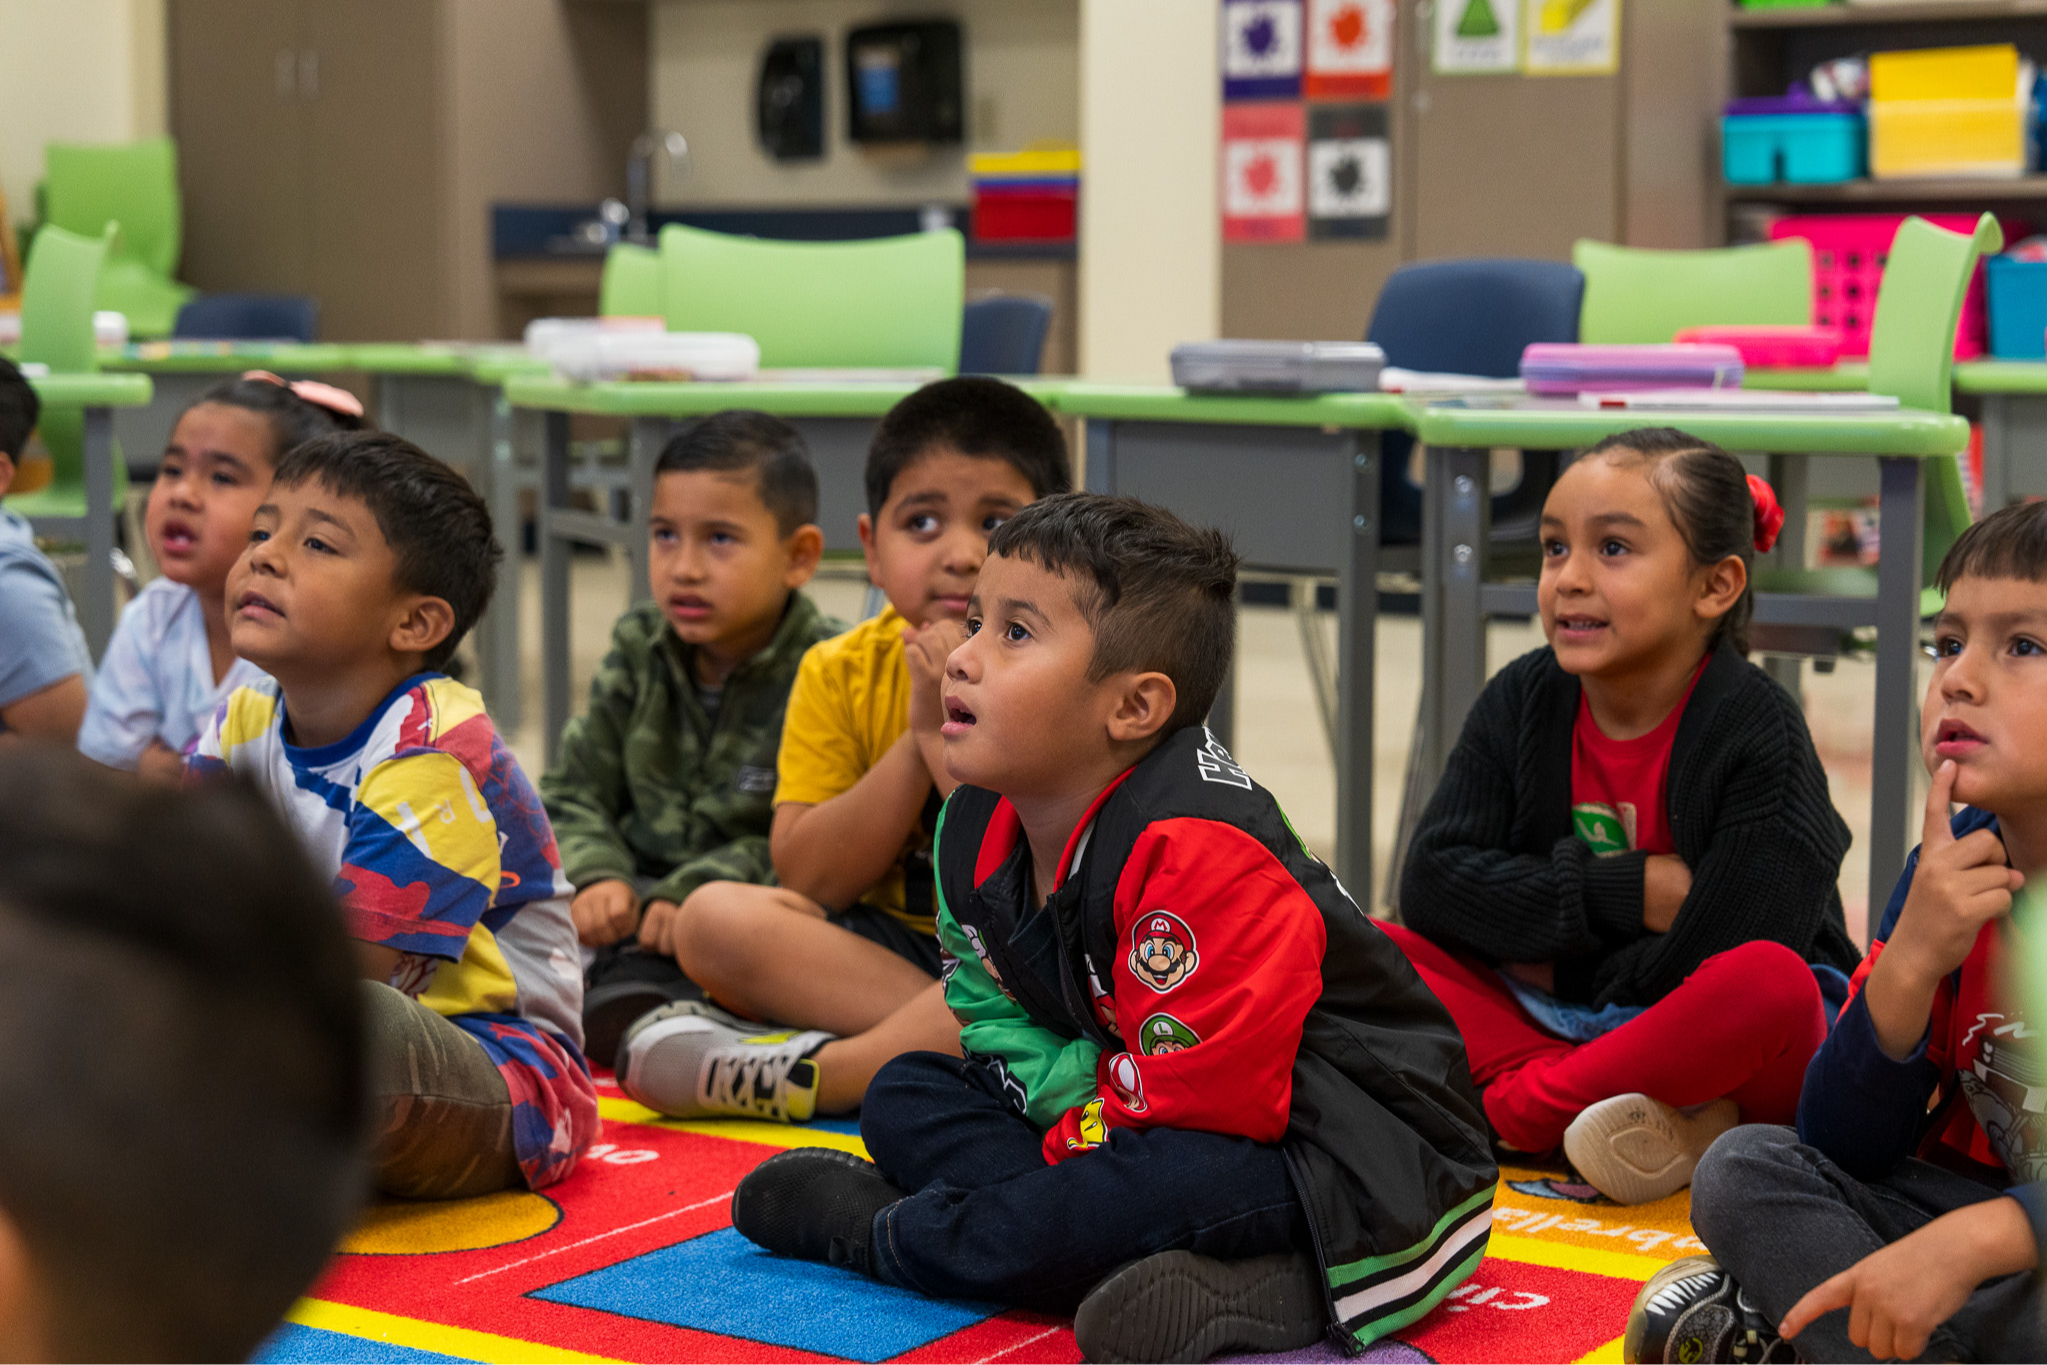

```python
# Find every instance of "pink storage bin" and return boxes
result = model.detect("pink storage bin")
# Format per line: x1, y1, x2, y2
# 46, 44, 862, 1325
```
1766, 213, 2004, 360
1672, 324, 1843, 369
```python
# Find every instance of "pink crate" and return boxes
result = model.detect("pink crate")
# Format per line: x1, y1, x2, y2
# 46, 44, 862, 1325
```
1767, 213, 2000, 360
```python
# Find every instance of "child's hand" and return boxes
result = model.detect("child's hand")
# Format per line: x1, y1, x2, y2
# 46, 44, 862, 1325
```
1778, 1195, 2037, 1360
637, 898, 683, 956
1643, 855, 1693, 933
136, 740, 187, 785
572, 879, 640, 947
903, 619, 962, 739
1890, 760, 2021, 986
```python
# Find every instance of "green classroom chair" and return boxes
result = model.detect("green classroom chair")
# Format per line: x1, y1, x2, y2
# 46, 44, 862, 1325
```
600, 242, 665, 317
1751, 213, 2003, 621
3, 223, 127, 522
1573, 238, 1812, 345
42, 137, 196, 338
658, 224, 964, 372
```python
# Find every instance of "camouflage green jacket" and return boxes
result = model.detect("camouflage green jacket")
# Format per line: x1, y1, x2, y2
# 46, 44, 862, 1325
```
541, 593, 843, 907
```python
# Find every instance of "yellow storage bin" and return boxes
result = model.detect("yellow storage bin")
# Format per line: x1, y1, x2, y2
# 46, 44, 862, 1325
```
1867, 44, 2028, 179
1870, 44, 2017, 101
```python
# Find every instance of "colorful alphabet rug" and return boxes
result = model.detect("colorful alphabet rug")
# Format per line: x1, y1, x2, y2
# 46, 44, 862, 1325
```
254, 1077, 1702, 1364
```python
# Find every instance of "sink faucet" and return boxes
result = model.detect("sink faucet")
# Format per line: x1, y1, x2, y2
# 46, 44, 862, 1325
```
627, 131, 690, 245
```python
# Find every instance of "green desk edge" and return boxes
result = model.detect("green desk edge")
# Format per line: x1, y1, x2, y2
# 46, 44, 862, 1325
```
1044, 382, 1417, 429
102, 342, 354, 373
1743, 364, 1870, 393
503, 375, 1072, 418
1414, 400, 1969, 457
28, 372, 154, 407
1954, 361, 2047, 395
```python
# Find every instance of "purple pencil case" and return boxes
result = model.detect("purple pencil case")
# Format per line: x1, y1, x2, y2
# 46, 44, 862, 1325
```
1521, 343, 1746, 396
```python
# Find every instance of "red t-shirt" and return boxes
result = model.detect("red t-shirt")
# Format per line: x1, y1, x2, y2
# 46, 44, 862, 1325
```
1569, 660, 1706, 858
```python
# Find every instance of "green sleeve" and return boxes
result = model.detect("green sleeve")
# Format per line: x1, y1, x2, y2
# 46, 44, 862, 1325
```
648, 835, 775, 907
933, 811, 1101, 1129
539, 632, 641, 892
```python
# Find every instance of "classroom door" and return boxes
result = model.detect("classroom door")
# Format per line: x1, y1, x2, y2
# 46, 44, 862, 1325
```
1404, 0, 1619, 262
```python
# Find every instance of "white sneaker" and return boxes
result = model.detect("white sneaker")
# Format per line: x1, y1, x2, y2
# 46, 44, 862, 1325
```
617, 1002, 833, 1123
1563, 1094, 1739, 1205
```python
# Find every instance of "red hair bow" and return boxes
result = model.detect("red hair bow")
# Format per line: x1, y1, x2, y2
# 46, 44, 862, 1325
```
1747, 474, 1785, 554
241, 368, 365, 420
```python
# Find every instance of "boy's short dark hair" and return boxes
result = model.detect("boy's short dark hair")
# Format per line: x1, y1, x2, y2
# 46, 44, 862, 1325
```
0, 357, 40, 461
274, 431, 502, 671
988, 492, 1239, 734
1938, 498, 2047, 592
655, 409, 818, 535
865, 376, 1071, 517
0, 746, 365, 1361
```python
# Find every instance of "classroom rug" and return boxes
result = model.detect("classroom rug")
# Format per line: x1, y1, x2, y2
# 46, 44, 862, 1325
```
254, 1075, 1707, 1365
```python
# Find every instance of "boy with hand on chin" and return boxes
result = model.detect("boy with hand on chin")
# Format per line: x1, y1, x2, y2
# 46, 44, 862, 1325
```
617, 378, 1070, 1123
192, 431, 598, 1198
730, 494, 1496, 1364
1653, 498, 2047, 1365
541, 412, 840, 1064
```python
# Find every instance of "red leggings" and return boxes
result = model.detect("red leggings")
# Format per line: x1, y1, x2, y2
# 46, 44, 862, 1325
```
1381, 923, 1826, 1154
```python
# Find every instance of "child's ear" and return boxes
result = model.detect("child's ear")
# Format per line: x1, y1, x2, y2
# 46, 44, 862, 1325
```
1106, 672, 1178, 745
782, 523, 825, 589
1696, 553, 1748, 625
390, 594, 456, 661
0, 452, 14, 501
856, 512, 880, 587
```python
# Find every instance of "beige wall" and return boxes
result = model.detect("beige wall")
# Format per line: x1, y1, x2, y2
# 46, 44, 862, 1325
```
1077, 0, 1219, 381
648, 0, 1078, 206
0, 0, 167, 227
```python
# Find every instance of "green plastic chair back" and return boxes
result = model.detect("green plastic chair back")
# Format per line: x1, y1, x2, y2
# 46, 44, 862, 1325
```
4, 223, 125, 518
659, 224, 964, 371
1866, 213, 2004, 589
1573, 238, 1812, 344
42, 137, 195, 337
600, 242, 665, 317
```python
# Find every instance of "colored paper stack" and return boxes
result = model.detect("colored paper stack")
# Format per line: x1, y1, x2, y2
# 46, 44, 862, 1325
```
1520, 343, 1745, 396
969, 146, 1080, 244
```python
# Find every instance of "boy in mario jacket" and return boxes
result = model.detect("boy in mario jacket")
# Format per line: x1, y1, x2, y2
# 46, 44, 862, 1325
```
731, 494, 1496, 1364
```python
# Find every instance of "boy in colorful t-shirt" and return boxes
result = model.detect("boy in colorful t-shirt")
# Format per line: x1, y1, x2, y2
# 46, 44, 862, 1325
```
192, 431, 596, 1196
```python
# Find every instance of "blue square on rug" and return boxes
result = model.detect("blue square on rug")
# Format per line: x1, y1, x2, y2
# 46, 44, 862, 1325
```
529, 1226, 1000, 1361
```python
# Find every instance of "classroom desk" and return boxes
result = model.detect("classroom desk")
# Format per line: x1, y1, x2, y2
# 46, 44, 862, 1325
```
504, 376, 1069, 761
1042, 382, 1420, 894
1412, 398, 1971, 902
13, 371, 156, 658
1955, 362, 2047, 511
102, 341, 352, 460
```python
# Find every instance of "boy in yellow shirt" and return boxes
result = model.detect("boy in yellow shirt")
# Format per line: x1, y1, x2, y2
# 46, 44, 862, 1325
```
619, 378, 1070, 1121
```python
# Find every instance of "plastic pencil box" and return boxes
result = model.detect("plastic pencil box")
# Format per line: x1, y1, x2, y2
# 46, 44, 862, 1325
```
1520, 343, 1745, 396
1170, 340, 1386, 394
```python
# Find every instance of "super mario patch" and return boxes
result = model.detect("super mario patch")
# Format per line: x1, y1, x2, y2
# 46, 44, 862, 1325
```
1129, 910, 1199, 993
1137, 1012, 1200, 1055
1106, 1052, 1147, 1112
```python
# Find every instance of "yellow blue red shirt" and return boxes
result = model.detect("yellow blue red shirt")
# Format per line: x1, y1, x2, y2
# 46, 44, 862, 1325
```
191, 672, 598, 1189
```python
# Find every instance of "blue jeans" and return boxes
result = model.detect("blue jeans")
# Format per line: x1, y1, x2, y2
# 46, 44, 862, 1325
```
860, 1051, 1311, 1312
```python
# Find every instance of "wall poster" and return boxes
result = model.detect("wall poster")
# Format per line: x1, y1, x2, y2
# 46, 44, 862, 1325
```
1304, 0, 1393, 100
1221, 101, 1307, 243
1522, 0, 1618, 75
1307, 104, 1390, 239
1221, 0, 1304, 100
1432, 0, 1519, 74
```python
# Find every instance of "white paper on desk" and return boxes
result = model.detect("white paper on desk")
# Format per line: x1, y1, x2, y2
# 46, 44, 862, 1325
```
755, 367, 949, 385
1378, 367, 1525, 394
1577, 388, 1901, 412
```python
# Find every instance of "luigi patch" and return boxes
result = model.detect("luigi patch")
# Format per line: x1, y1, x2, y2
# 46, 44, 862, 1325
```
1107, 1051, 1148, 1112
1138, 1012, 1201, 1055
1129, 910, 1199, 993
1571, 801, 1635, 857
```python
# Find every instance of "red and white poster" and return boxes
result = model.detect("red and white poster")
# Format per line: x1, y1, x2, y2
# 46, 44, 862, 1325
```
1221, 102, 1305, 244
1305, 0, 1394, 99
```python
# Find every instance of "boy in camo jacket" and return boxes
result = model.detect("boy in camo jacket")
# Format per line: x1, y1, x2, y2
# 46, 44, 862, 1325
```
541, 412, 842, 1065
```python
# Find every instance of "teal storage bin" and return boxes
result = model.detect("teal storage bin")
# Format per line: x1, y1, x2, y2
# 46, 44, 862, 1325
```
1721, 112, 1865, 185
1987, 255, 2047, 359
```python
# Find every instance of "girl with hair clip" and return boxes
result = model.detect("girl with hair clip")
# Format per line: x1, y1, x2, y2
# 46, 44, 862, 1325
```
1388, 426, 1861, 1205
79, 371, 368, 780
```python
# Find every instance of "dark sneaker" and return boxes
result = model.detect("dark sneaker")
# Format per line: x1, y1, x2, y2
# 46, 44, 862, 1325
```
1074, 1250, 1326, 1364
1625, 1255, 1795, 1364
617, 1001, 831, 1122
731, 1147, 906, 1276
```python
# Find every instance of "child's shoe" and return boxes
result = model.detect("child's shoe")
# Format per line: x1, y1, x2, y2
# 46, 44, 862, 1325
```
731, 1148, 905, 1276
617, 1001, 831, 1122
1624, 1255, 1794, 1363
1563, 1094, 1739, 1205
1073, 1249, 1326, 1364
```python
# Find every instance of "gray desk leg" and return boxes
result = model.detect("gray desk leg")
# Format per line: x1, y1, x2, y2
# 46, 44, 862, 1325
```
1980, 394, 2009, 513
540, 411, 574, 764
1337, 433, 1379, 901
1869, 455, 1926, 919
1764, 452, 1810, 698
629, 416, 665, 605
1419, 445, 1489, 788
80, 405, 116, 659
477, 385, 522, 732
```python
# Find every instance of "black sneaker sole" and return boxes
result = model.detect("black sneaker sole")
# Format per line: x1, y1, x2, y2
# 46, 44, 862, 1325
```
731, 1147, 903, 1272
1074, 1250, 1326, 1364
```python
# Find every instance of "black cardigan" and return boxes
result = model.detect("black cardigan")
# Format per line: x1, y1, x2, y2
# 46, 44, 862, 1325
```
1399, 640, 1860, 1009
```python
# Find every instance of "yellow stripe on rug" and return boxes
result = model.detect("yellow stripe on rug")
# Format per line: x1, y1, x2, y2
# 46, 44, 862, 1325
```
597, 1095, 872, 1157
1485, 1232, 1669, 1283
286, 1298, 625, 1363
1575, 1334, 1627, 1363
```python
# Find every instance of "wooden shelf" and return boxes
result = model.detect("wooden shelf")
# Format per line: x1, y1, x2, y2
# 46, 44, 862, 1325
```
1731, 0, 2047, 27
1725, 176, 2047, 201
